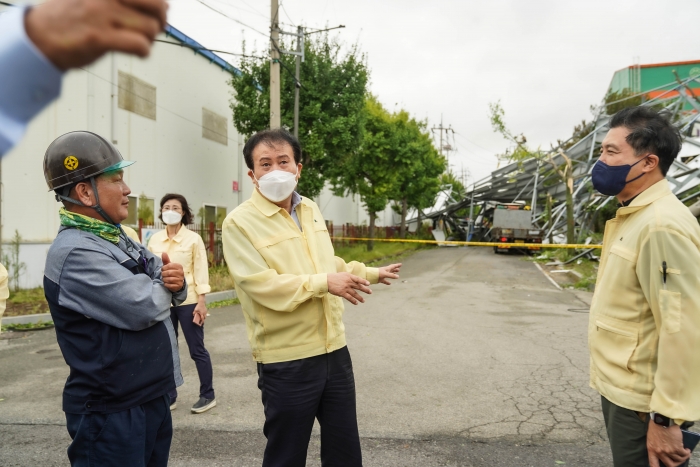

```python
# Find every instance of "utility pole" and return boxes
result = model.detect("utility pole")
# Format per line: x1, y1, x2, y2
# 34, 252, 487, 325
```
431, 115, 454, 166
293, 25, 303, 139
269, 0, 281, 129
531, 160, 540, 225
468, 183, 475, 240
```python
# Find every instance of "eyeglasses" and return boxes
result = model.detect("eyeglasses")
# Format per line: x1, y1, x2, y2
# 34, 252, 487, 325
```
162, 206, 183, 212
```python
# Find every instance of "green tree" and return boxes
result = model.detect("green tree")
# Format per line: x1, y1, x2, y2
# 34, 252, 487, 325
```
489, 101, 576, 245
439, 170, 467, 202
604, 88, 643, 116
2, 230, 26, 292
230, 34, 368, 198
389, 112, 446, 237
137, 193, 154, 225
334, 96, 403, 250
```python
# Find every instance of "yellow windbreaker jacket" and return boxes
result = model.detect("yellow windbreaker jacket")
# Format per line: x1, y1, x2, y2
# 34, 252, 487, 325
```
222, 190, 379, 363
589, 179, 700, 422
147, 226, 211, 306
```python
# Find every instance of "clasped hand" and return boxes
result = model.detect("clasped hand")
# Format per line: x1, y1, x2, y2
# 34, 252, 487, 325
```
647, 422, 691, 467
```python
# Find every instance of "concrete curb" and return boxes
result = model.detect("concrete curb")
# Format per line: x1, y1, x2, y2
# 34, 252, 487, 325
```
205, 290, 237, 304
2, 313, 52, 325
2, 290, 237, 326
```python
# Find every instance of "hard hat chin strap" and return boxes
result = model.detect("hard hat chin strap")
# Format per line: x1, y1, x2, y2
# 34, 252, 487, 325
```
54, 177, 117, 225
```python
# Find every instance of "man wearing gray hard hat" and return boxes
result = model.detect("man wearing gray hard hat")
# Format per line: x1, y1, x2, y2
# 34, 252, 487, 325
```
43, 131, 187, 467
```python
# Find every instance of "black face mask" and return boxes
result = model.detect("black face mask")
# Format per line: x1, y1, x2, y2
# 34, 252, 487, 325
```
591, 156, 648, 197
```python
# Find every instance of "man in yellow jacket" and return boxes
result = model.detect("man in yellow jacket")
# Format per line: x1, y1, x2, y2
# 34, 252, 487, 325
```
589, 106, 700, 467
223, 129, 401, 467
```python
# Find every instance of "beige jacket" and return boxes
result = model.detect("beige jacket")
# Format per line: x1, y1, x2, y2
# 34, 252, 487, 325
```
222, 189, 379, 364
147, 225, 211, 306
589, 179, 700, 423
122, 225, 141, 244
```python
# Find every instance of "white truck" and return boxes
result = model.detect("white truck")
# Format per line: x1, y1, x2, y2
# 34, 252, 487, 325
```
490, 205, 544, 253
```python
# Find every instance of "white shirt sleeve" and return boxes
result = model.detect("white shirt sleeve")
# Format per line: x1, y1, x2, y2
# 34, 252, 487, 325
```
0, 7, 63, 157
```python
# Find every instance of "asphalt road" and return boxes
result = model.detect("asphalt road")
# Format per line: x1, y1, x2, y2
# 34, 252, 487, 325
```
0, 246, 695, 466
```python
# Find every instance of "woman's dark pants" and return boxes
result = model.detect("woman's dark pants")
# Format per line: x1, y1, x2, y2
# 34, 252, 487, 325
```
168, 303, 215, 401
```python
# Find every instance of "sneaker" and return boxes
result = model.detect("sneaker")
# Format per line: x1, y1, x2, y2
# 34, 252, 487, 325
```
170, 401, 177, 411
191, 397, 216, 414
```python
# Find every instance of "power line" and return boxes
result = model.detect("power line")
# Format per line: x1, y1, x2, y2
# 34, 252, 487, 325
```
451, 143, 499, 168
154, 39, 264, 59
280, 0, 295, 26
453, 131, 497, 155
203, 0, 267, 19
191, 0, 268, 37
236, 0, 268, 19
304, 25, 346, 35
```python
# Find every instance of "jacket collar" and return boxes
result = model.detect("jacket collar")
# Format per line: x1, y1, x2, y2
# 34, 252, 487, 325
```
164, 224, 189, 243
251, 188, 305, 217
617, 178, 672, 217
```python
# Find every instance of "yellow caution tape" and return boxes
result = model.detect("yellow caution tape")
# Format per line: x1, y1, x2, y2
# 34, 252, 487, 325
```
331, 237, 602, 249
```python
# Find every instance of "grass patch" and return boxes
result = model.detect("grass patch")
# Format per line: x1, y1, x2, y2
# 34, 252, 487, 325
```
530, 249, 599, 291
8, 287, 45, 305
334, 240, 430, 267
208, 298, 240, 309
5, 287, 49, 317
1, 321, 54, 332
209, 266, 235, 292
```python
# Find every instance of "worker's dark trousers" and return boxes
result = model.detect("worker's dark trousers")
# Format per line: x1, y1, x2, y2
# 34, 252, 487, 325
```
256, 346, 363, 467
602, 395, 652, 467
169, 303, 215, 401
65, 394, 172, 467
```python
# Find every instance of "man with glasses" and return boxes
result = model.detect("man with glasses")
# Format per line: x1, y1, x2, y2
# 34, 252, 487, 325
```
42, 131, 187, 467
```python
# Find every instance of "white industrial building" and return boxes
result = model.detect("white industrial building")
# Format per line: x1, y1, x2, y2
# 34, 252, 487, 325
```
1, 16, 396, 288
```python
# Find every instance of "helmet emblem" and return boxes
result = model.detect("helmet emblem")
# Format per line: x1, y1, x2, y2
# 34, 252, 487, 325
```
64, 155, 79, 171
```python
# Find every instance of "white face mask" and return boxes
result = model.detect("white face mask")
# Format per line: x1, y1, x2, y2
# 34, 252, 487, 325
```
254, 169, 298, 202
162, 210, 183, 225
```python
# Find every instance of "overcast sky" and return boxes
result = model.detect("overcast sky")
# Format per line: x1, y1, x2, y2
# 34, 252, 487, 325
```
168, 0, 700, 182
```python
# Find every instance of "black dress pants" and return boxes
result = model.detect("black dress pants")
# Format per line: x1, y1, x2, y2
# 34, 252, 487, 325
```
256, 346, 362, 467
169, 303, 215, 401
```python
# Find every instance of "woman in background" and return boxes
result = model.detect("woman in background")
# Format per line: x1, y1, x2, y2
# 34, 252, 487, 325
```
148, 193, 216, 414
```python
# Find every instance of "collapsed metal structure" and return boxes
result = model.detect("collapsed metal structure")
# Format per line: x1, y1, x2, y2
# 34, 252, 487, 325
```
416, 76, 700, 243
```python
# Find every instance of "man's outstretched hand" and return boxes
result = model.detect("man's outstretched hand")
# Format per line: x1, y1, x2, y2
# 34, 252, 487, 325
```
328, 273, 372, 305
378, 263, 401, 285
161, 252, 185, 293
24, 0, 168, 71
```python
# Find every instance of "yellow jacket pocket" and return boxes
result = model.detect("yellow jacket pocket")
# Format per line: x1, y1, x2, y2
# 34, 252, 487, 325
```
592, 318, 638, 376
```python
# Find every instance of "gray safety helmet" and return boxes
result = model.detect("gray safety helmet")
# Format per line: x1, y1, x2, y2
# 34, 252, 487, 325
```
43, 131, 135, 224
